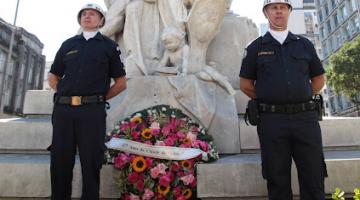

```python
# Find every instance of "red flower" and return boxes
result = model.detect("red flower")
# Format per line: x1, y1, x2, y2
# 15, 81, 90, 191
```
127, 172, 139, 184
171, 162, 181, 172
136, 180, 144, 191
159, 174, 171, 186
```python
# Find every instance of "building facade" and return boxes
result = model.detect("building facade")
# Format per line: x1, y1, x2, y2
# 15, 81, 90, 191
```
0, 18, 45, 115
316, 0, 360, 116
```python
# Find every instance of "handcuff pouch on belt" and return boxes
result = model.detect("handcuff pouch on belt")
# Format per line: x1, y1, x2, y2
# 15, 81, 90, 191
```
313, 94, 324, 121
244, 99, 260, 126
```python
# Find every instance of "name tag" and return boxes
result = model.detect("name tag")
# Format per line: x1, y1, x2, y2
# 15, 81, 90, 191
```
258, 51, 274, 56
66, 50, 78, 55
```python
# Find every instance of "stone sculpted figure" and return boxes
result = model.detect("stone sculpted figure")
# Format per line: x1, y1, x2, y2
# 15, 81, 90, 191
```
156, 26, 189, 76
101, 0, 187, 76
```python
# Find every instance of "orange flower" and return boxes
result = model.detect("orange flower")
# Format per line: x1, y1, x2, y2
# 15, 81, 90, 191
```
157, 184, 170, 196
131, 116, 142, 124
182, 188, 192, 199
132, 156, 147, 172
183, 138, 191, 144
141, 128, 153, 140
180, 160, 192, 170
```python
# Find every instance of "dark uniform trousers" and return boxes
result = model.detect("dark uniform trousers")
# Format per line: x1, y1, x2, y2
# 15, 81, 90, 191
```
50, 103, 106, 200
257, 110, 326, 200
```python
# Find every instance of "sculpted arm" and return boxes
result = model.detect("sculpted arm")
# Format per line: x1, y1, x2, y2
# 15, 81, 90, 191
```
101, 0, 129, 37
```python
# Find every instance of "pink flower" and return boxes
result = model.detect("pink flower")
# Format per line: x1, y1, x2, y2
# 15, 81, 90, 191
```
192, 140, 200, 148
176, 131, 186, 139
131, 131, 140, 140
157, 163, 167, 173
180, 174, 195, 185
145, 157, 153, 169
171, 162, 181, 172
114, 153, 128, 169
164, 137, 175, 146
186, 132, 197, 142
152, 128, 160, 135
150, 122, 160, 130
142, 188, 154, 200
173, 186, 182, 197
150, 163, 167, 178
190, 178, 197, 188
199, 141, 209, 152
120, 122, 130, 131
176, 196, 186, 200
162, 125, 171, 136
155, 140, 166, 146
136, 180, 144, 191
155, 194, 165, 200
122, 194, 131, 200
129, 193, 140, 200
191, 126, 200, 133
159, 173, 172, 186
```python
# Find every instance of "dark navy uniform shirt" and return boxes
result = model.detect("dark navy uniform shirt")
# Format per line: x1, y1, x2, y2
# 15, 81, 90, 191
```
240, 32, 325, 104
50, 32, 126, 96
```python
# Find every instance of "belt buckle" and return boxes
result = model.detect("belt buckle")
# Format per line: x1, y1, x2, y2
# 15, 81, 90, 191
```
71, 96, 82, 106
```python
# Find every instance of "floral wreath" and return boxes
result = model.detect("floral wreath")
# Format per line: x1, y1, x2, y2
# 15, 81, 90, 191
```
104, 105, 219, 200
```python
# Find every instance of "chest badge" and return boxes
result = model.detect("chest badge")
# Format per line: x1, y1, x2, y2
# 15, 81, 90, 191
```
66, 50, 78, 56
258, 51, 275, 56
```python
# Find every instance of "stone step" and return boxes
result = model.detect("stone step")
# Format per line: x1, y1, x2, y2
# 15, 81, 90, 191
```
198, 150, 360, 199
1, 117, 360, 153
22, 90, 54, 115
0, 151, 359, 199
0, 154, 119, 198
0, 117, 52, 153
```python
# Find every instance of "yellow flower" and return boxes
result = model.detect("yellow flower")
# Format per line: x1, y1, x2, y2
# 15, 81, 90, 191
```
157, 184, 170, 196
141, 128, 153, 140
182, 188, 192, 199
131, 117, 142, 124
132, 156, 147, 172
180, 160, 192, 170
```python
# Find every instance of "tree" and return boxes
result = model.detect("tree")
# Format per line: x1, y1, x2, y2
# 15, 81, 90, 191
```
326, 35, 360, 106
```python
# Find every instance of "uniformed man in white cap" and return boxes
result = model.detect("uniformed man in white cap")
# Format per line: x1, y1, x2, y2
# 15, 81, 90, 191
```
239, 0, 327, 199
48, 3, 126, 199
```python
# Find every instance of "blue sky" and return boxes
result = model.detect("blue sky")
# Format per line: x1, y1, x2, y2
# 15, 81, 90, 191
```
0, 0, 267, 61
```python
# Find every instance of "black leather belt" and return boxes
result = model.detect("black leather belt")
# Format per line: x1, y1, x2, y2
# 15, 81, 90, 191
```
259, 101, 317, 114
54, 95, 105, 106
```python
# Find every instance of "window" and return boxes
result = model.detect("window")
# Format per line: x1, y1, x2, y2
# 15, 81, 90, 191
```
324, 3, 329, 16
341, 5, 348, 19
0, 50, 5, 72
334, 12, 339, 27
335, 31, 342, 48
320, 27, 325, 39
337, 95, 343, 110
319, 10, 323, 22
347, 0, 356, 12
354, 16, 360, 32
351, 0, 357, 12
331, 0, 337, 8
326, 20, 332, 34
